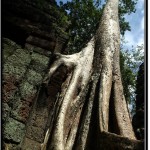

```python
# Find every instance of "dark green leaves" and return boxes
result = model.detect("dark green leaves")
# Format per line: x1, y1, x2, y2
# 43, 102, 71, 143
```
60, 0, 103, 53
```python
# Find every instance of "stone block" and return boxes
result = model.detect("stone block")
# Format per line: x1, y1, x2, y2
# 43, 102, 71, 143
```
3, 64, 27, 81
26, 69, 43, 85
3, 117, 25, 143
2, 103, 10, 122
2, 38, 21, 61
6, 48, 31, 66
30, 52, 50, 73
2, 78, 18, 103
26, 126, 45, 143
19, 81, 37, 99
26, 35, 56, 50
10, 94, 36, 123
25, 43, 52, 57
29, 111, 48, 129
22, 137, 41, 150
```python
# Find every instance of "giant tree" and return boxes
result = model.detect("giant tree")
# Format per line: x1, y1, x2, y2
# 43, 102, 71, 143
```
40, 0, 143, 149
60, 0, 138, 106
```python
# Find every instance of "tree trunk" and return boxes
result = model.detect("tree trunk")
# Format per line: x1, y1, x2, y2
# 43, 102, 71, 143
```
40, 0, 143, 149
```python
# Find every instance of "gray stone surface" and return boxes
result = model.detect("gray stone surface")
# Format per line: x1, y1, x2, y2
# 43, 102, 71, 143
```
3, 63, 27, 81
2, 103, 10, 122
27, 69, 43, 85
19, 81, 37, 99
7, 49, 31, 66
30, 52, 50, 73
3, 117, 25, 143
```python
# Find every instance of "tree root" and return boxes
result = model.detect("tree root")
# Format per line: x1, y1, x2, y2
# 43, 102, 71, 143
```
41, 38, 95, 150
39, 0, 138, 149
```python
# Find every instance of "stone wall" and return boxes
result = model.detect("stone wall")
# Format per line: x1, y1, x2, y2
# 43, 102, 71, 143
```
2, 0, 69, 149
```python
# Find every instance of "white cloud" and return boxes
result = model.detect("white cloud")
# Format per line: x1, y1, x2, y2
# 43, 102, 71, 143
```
124, 28, 144, 50
124, 32, 136, 47
137, 36, 144, 46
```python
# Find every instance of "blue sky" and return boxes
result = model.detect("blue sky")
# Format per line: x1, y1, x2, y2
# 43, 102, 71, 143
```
123, 0, 144, 50
56, 0, 144, 50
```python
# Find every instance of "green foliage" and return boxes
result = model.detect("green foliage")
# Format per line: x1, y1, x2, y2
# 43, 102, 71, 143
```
120, 44, 144, 111
60, 0, 103, 53
120, 51, 135, 103
59, 0, 137, 53
119, 0, 138, 35
58, 6, 70, 27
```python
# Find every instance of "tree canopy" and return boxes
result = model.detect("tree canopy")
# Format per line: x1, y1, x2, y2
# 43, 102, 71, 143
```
59, 0, 137, 53
120, 44, 144, 114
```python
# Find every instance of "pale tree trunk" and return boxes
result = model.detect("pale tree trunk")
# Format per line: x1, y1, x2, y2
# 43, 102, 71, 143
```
40, 0, 143, 149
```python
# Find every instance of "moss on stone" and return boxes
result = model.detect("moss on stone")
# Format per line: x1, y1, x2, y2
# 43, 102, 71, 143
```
3, 86, 18, 103
2, 38, 21, 47
3, 117, 25, 143
26, 44, 52, 57
2, 38, 21, 62
19, 81, 37, 99
10, 94, 22, 112
6, 49, 31, 67
10, 93, 32, 123
3, 64, 27, 81
31, 52, 49, 66
2, 103, 10, 122
26, 69, 43, 85
30, 52, 50, 73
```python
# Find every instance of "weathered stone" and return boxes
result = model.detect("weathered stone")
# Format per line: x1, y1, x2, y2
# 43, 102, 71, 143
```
2, 38, 21, 61
22, 137, 41, 150
9, 95, 23, 121
30, 52, 50, 73
26, 69, 43, 85
3, 64, 27, 81
10, 97, 25, 122
19, 81, 37, 99
29, 108, 49, 129
3, 0, 56, 26
2, 0, 70, 147
2, 78, 18, 103
27, 107, 49, 128
3, 143, 21, 150
6, 48, 31, 66
25, 43, 52, 57
11, 94, 36, 123
26, 35, 56, 51
2, 103, 10, 122
2, 38, 21, 48
98, 132, 144, 150
32, 113, 48, 129
26, 126, 45, 143
3, 117, 25, 143
31, 52, 50, 65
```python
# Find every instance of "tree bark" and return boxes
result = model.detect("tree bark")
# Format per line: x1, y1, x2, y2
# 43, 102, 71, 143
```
40, 0, 143, 149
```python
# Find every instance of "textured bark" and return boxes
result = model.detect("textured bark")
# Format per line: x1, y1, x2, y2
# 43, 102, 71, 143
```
40, 0, 143, 149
